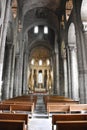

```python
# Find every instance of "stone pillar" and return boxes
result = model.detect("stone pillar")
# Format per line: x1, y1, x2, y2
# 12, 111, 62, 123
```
17, 35, 24, 96
61, 42, 68, 97
23, 52, 28, 94
69, 45, 79, 101
0, 0, 11, 100
2, 44, 13, 99
13, 55, 19, 97
63, 59, 68, 97
83, 26, 87, 103
67, 46, 72, 98
53, 51, 60, 95
73, 0, 87, 103
63, 52, 68, 97
10, 18, 18, 98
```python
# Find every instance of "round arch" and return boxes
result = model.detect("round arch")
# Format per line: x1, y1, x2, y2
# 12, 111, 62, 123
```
28, 44, 53, 93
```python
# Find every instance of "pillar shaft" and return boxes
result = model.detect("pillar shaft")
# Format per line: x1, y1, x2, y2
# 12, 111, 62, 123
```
0, 0, 11, 100
13, 55, 19, 97
69, 46, 79, 101
63, 59, 68, 97
53, 52, 60, 95
2, 44, 12, 99
23, 53, 28, 94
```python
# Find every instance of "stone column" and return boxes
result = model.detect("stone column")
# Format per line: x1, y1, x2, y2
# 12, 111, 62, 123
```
2, 44, 13, 99
13, 55, 19, 97
67, 46, 72, 98
73, 0, 87, 103
61, 42, 68, 97
18, 35, 24, 96
53, 51, 60, 95
62, 47, 68, 97
10, 18, 18, 98
69, 45, 79, 101
23, 52, 28, 94
63, 58, 68, 97
0, 0, 11, 100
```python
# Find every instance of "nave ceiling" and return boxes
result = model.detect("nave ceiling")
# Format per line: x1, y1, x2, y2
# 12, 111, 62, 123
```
12, 0, 72, 63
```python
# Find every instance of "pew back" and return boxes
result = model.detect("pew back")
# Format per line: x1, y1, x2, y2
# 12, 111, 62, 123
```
56, 120, 87, 130
52, 114, 87, 130
0, 113, 28, 125
0, 120, 25, 130
52, 114, 87, 125
70, 104, 87, 113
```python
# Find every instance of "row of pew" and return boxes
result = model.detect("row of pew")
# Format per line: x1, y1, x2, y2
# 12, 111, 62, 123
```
52, 114, 87, 130
43, 95, 87, 116
44, 95, 87, 130
0, 95, 37, 115
0, 95, 37, 130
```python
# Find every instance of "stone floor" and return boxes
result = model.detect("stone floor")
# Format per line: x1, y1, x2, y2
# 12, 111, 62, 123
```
28, 118, 52, 130
28, 94, 52, 130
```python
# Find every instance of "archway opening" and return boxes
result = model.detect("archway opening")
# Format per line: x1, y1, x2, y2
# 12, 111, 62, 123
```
28, 46, 53, 93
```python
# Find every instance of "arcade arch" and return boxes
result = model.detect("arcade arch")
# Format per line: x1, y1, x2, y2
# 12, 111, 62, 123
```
28, 46, 53, 93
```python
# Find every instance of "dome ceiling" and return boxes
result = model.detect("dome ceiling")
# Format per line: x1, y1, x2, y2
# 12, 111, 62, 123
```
30, 46, 51, 61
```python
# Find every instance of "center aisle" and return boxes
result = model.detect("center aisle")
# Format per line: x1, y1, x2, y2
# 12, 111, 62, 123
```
28, 94, 52, 130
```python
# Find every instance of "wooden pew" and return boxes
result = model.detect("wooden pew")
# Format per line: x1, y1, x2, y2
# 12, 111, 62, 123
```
70, 104, 87, 113
0, 120, 25, 130
0, 95, 37, 118
47, 105, 70, 117
56, 120, 87, 130
52, 114, 87, 130
43, 95, 79, 116
10, 104, 34, 116
43, 95, 78, 105
0, 103, 34, 117
0, 113, 28, 125
5, 95, 37, 104
0, 104, 11, 112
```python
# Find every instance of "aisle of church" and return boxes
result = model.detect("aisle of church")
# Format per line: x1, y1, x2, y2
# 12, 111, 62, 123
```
28, 94, 52, 130
28, 118, 52, 130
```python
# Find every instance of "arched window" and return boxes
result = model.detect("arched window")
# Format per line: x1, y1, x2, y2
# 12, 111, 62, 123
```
38, 70, 43, 83
34, 26, 39, 34
38, 59, 42, 66
44, 26, 48, 34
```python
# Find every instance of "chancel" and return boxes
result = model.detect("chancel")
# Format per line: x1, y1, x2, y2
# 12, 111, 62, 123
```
0, 0, 87, 130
